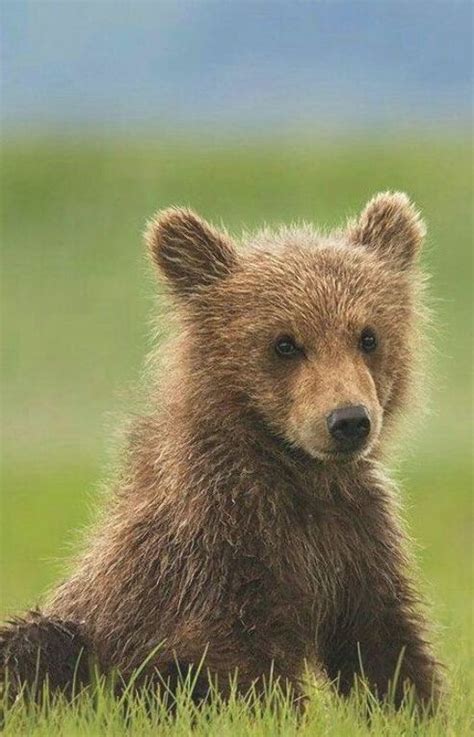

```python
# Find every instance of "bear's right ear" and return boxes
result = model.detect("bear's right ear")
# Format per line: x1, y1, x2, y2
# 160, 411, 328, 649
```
145, 207, 237, 296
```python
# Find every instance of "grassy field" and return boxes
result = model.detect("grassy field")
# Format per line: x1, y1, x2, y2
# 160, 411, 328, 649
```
1, 135, 472, 735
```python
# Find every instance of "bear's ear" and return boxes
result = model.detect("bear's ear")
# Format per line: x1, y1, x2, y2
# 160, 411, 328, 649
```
145, 207, 237, 295
347, 192, 426, 270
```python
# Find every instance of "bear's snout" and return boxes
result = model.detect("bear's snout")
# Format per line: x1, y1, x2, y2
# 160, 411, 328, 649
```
326, 404, 371, 452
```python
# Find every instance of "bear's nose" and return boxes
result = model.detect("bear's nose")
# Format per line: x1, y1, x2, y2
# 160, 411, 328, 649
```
326, 405, 371, 450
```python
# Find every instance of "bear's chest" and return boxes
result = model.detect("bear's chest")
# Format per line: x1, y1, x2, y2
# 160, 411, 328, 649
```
226, 500, 370, 637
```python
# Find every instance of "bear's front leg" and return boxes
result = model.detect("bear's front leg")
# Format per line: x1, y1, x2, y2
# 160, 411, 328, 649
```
0, 610, 91, 701
150, 658, 305, 710
320, 571, 443, 711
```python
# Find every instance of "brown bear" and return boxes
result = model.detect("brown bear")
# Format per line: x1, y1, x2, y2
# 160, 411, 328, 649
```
1, 192, 442, 710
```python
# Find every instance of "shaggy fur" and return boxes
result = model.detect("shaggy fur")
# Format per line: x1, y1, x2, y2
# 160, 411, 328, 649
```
1, 193, 442, 710
0, 610, 89, 699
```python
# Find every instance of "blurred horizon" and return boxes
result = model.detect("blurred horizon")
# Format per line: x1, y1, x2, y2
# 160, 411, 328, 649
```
2, 1, 472, 135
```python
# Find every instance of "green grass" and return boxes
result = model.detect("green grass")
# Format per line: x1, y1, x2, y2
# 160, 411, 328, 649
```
2, 677, 472, 737
1, 135, 472, 735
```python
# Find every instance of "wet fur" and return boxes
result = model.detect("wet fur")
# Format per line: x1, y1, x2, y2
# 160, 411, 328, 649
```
1, 193, 442, 709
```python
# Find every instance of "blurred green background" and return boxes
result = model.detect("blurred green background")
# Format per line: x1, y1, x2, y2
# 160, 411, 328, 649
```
1, 1, 473, 720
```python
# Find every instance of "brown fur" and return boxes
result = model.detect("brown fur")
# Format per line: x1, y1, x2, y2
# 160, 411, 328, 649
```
1, 193, 442, 709
0, 610, 89, 699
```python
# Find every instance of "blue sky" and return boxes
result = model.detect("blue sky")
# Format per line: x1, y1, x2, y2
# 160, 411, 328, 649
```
2, 1, 472, 132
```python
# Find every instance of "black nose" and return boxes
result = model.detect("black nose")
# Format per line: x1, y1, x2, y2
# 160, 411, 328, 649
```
326, 405, 371, 450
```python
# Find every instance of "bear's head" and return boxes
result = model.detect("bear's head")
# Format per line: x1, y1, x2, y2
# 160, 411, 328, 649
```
145, 193, 426, 463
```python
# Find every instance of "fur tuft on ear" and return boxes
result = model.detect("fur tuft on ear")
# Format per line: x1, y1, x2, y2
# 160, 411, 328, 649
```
348, 192, 426, 269
145, 207, 237, 295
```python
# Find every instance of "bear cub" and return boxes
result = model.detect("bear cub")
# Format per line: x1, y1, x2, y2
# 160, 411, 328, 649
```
1, 193, 442, 710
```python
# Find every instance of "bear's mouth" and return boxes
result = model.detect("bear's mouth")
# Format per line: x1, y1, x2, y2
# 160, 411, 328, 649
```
306, 443, 373, 464
322, 448, 366, 463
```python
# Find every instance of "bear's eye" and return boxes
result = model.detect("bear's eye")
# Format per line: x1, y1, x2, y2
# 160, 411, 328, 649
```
274, 335, 302, 358
359, 327, 378, 354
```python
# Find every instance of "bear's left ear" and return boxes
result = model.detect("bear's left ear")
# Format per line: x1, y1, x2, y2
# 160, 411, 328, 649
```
347, 192, 426, 270
145, 207, 238, 297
